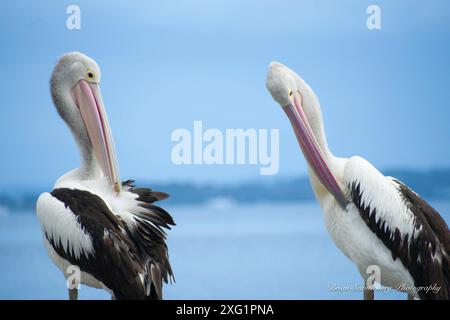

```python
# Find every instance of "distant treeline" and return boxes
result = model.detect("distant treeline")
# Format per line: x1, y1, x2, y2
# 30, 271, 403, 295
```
153, 168, 450, 205
1, 168, 450, 210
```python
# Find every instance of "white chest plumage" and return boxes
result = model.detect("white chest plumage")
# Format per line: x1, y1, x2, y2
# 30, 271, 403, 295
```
324, 201, 414, 290
308, 162, 416, 292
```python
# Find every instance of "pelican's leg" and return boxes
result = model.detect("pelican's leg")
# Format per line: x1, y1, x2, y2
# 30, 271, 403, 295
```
69, 288, 78, 300
362, 273, 375, 300
363, 287, 374, 300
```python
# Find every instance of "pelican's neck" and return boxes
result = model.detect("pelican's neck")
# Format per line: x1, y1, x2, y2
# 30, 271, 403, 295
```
302, 88, 347, 173
53, 86, 102, 181
308, 107, 332, 159
299, 88, 333, 161
305, 105, 337, 190
305, 109, 343, 209
297, 79, 349, 204
76, 137, 102, 180
55, 147, 102, 188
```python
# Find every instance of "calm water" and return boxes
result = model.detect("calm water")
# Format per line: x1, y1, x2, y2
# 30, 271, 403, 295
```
0, 201, 449, 300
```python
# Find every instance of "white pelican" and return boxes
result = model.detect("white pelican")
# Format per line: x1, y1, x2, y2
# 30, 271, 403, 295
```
36, 52, 175, 300
266, 61, 450, 300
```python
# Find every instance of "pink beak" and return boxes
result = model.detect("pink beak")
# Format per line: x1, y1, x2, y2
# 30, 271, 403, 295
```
71, 80, 121, 193
283, 91, 348, 209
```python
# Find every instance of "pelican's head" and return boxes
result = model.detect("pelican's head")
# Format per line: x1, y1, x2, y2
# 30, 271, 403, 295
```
266, 61, 348, 209
266, 61, 298, 107
50, 52, 121, 192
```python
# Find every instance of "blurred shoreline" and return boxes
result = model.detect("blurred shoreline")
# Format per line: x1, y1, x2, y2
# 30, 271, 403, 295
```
1, 168, 449, 212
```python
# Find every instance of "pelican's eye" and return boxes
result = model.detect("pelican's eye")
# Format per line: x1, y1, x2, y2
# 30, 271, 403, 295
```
87, 69, 95, 80
288, 90, 293, 97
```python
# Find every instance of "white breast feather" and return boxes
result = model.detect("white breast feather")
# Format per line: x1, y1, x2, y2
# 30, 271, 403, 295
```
54, 175, 141, 226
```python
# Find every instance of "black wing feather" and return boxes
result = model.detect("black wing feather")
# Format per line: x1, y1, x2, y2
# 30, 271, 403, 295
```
122, 180, 175, 299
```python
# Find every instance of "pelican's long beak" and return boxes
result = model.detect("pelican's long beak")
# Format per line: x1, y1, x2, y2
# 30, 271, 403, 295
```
71, 80, 121, 193
283, 92, 348, 209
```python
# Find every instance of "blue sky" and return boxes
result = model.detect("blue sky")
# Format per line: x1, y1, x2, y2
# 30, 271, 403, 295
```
0, 0, 449, 188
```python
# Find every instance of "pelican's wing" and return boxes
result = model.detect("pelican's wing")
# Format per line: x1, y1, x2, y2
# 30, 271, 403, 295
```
343, 156, 450, 299
37, 189, 148, 299
121, 180, 175, 299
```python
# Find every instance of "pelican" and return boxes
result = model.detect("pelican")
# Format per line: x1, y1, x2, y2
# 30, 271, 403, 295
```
36, 52, 175, 300
266, 61, 450, 300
